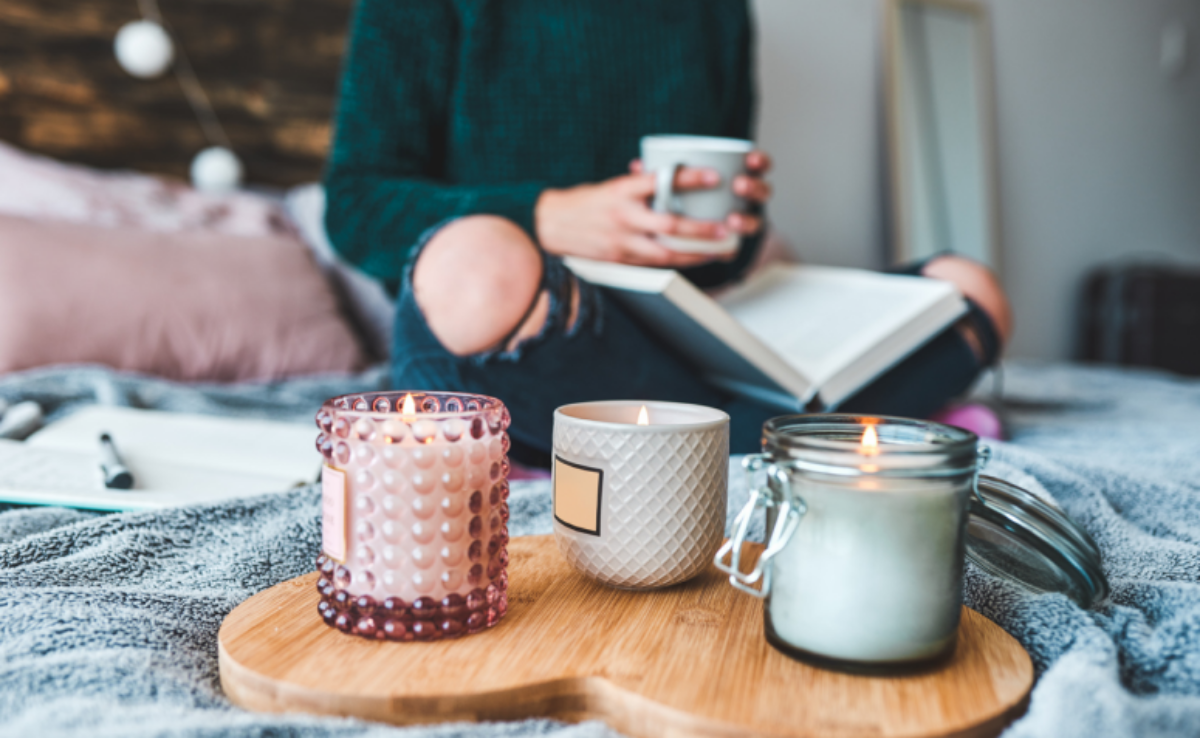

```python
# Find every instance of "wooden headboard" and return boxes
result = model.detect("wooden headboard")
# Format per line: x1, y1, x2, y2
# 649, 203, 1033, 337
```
0, 0, 354, 185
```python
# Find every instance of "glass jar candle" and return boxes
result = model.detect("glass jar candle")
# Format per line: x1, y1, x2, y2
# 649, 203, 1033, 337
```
718, 415, 980, 671
313, 391, 511, 641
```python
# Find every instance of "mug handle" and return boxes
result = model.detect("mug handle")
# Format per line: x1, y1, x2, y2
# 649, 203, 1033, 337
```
651, 163, 684, 213
714, 454, 805, 599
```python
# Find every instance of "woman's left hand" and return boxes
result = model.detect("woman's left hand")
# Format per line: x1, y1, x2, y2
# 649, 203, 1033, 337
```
629, 149, 772, 236
729, 150, 772, 236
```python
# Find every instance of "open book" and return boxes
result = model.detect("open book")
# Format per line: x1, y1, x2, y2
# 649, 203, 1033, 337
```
565, 259, 967, 411
0, 406, 319, 511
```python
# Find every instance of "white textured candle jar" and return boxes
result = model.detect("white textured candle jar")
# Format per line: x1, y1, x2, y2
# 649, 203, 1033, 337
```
552, 401, 729, 589
718, 415, 981, 671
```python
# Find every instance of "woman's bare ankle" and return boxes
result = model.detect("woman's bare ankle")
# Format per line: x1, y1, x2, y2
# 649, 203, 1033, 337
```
921, 255, 1013, 347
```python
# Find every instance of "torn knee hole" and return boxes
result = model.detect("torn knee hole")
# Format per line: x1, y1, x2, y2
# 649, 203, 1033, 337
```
502, 288, 553, 354
501, 276, 582, 354
564, 274, 582, 333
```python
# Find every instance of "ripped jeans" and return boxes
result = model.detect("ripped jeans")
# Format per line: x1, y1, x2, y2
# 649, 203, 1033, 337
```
391, 223, 1000, 465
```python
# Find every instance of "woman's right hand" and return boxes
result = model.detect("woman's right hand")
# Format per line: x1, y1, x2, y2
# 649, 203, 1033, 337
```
534, 168, 733, 268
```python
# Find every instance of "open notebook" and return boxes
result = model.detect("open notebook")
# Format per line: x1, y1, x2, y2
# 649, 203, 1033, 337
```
565, 259, 968, 411
0, 406, 319, 511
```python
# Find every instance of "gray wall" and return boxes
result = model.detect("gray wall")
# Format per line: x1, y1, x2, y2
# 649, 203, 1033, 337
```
753, 0, 1200, 360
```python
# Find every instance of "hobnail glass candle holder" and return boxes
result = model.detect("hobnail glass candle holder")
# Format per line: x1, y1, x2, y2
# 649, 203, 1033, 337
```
313, 391, 511, 641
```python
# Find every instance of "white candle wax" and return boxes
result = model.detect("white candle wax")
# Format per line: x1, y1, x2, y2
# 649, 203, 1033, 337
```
766, 473, 967, 663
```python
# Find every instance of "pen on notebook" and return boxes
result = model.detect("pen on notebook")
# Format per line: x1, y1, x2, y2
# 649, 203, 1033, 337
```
99, 432, 135, 490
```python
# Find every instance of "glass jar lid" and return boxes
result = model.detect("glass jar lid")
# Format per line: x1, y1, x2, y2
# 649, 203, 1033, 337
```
760, 414, 1109, 609
967, 475, 1109, 608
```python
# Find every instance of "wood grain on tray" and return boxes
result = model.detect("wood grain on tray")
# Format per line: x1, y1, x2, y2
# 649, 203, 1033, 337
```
219, 535, 1033, 738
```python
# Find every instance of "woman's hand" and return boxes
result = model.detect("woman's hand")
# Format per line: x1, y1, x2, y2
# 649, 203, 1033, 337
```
535, 168, 733, 268
631, 150, 773, 237
730, 150, 772, 235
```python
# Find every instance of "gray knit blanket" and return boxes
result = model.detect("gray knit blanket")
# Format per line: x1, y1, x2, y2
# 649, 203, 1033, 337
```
0, 362, 1197, 737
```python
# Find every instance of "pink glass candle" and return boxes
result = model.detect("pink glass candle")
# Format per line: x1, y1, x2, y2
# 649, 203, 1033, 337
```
313, 391, 511, 641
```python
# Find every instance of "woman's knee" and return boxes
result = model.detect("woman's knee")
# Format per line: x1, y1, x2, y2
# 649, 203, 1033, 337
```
412, 216, 544, 356
921, 255, 1013, 344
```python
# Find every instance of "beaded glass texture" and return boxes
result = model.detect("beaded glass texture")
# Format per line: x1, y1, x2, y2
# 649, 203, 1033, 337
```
313, 391, 511, 641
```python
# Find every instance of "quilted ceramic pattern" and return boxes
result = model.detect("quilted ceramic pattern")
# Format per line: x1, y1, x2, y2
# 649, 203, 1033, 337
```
553, 421, 728, 588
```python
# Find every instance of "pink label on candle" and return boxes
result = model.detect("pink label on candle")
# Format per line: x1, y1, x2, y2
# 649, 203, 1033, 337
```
321, 465, 347, 562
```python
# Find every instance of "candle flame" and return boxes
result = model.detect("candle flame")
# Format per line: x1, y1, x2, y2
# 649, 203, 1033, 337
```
637, 405, 650, 426
861, 424, 880, 456
401, 393, 416, 417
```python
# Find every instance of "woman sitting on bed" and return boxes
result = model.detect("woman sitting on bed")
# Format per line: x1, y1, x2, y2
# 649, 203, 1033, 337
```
323, 0, 1012, 461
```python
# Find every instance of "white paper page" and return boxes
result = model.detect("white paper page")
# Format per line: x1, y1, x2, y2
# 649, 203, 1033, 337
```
27, 407, 319, 481
0, 439, 306, 511
717, 265, 959, 387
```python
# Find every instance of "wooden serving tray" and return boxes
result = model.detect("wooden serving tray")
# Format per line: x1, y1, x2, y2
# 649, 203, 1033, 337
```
219, 535, 1032, 738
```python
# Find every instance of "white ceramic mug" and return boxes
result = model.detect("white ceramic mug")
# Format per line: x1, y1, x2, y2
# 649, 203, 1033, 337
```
639, 135, 754, 254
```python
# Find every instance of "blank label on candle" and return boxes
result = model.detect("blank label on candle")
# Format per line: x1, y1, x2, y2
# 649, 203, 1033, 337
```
321, 465, 348, 562
553, 457, 603, 536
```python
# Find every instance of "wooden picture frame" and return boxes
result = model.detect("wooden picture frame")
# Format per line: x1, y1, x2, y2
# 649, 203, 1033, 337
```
884, 0, 1003, 273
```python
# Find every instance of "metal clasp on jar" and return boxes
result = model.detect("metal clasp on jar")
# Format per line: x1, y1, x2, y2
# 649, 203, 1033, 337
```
713, 454, 805, 598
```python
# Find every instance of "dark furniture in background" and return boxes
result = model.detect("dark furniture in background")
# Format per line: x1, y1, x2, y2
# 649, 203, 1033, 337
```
0, 0, 353, 186
1080, 264, 1200, 377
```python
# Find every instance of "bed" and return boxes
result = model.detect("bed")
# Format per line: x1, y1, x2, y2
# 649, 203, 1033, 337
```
1, 1, 1199, 736
0, 361, 1198, 737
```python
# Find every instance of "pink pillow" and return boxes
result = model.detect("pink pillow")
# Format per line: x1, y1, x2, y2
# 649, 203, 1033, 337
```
0, 215, 368, 382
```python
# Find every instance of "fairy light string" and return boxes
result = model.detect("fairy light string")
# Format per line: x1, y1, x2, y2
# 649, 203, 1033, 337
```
136, 0, 234, 152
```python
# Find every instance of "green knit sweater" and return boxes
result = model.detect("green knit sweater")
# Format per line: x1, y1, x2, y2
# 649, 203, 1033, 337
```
324, 0, 760, 294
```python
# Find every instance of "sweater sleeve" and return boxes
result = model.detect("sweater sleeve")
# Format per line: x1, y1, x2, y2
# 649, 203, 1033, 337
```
323, 0, 546, 286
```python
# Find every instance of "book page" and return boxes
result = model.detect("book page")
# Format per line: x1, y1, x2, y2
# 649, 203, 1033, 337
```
566, 258, 963, 408
717, 265, 960, 387
567, 257, 815, 404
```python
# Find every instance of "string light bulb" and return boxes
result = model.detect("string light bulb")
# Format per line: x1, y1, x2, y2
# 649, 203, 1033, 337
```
114, 20, 174, 79
114, 0, 243, 191
190, 146, 243, 193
